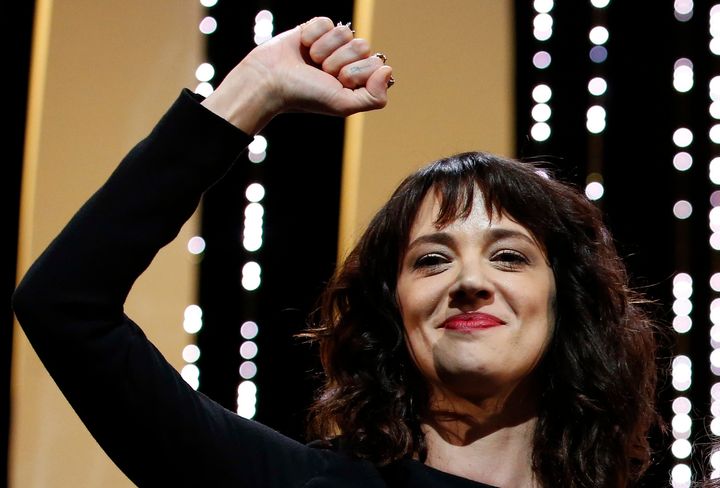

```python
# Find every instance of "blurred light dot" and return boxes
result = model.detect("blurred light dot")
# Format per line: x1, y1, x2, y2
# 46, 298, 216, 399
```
673, 299, 693, 316
672, 439, 692, 459
711, 158, 720, 184
534, 13, 553, 31
713, 382, 720, 399
187, 236, 206, 255
673, 128, 693, 147
585, 181, 604, 201
243, 235, 263, 252
712, 191, 720, 207
195, 82, 213, 97
674, 58, 693, 69
183, 316, 202, 334
711, 232, 720, 250
237, 380, 257, 396
674, 273, 692, 286
713, 418, 720, 436
672, 397, 692, 415
248, 135, 268, 154
673, 355, 692, 369
673, 200, 693, 219
590, 46, 608, 63
674, 0, 693, 15
673, 315, 692, 333
532, 84, 552, 103
181, 364, 200, 390
672, 414, 692, 434
534, 0, 554, 13
195, 63, 215, 82
185, 305, 202, 320
255, 9, 273, 22
712, 451, 720, 470
589, 26, 609, 45
182, 344, 201, 363
239, 360, 257, 379
531, 122, 551, 142
712, 38, 720, 56
587, 105, 606, 120
237, 403, 256, 419
671, 463, 691, 487
588, 77, 607, 96
245, 183, 265, 202
254, 19, 274, 38
590, 0, 610, 7
711, 124, 720, 144
673, 66, 694, 93
199, 16, 217, 34
673, 152, 693, 171
586, 117, 606, 134
242, 275, 261, 291
248, 151, 266, 163
245, 203, 264, 220
200, 0, 218, 6
240, 341, 258, 360
711, 273, 720, 291
241, 321, 259, 340
673, 280, 693, 299
531, 103, 551, 122
711, 101, 720, 119
534, 28, 552, 41
712, 324, 720, 342
532, 51, 552, 69
712, 349, 720, 368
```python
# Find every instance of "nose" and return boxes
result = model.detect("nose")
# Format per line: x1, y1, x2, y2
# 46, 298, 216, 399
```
448, 260, 494, 305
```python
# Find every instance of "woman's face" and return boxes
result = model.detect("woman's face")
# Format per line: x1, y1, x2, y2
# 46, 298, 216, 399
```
396, 188, 556, 401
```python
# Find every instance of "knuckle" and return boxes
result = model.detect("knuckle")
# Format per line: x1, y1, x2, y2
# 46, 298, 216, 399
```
350, 38, 370, 56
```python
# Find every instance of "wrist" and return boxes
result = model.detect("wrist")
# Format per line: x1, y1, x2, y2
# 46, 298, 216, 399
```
200, 59, 281, 135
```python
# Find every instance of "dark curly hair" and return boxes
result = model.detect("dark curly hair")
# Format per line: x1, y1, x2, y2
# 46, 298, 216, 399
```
304, 151, 661, 487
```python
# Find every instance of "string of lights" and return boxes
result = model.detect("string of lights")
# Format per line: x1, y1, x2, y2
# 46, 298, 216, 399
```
669, 3, 697, 487
235, 9, 275, 420
583, 0, 609, 203
529, 0, 553, 144
709, 2, 720, 481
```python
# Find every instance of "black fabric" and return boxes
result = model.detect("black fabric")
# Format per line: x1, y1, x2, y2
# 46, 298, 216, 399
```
12, 90, 497, 488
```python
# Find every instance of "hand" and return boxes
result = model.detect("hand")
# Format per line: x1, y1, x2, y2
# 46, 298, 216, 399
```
201, 17, 393, 134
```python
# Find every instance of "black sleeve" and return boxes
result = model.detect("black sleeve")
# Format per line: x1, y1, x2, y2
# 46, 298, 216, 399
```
12, 90, 330, 487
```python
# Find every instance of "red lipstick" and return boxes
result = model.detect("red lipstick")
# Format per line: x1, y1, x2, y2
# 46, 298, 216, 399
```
442, 312, 505, 332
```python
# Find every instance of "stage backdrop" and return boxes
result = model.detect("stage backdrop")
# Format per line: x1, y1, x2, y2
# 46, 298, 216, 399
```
11, 0, 203, 486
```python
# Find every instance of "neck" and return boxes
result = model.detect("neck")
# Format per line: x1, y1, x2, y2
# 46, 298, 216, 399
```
421, 385, 540, 487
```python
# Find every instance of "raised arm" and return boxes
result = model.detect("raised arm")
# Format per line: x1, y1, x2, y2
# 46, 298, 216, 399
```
12, 17, 391, 487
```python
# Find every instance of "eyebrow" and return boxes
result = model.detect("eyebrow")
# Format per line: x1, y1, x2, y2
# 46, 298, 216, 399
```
406, 228, 537, 251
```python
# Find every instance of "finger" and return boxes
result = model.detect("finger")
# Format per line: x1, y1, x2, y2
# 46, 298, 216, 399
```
308, 24, 355, 65
300, 17, 335, 47
337, 55, 385, 89
335, 65, 393, 115
322, 38, 372, 76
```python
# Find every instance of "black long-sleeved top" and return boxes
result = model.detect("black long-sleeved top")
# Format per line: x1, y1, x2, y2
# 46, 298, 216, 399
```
12, 90, 496, 487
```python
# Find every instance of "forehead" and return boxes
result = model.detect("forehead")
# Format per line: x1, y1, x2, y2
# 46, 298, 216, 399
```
408, 187, 535, 241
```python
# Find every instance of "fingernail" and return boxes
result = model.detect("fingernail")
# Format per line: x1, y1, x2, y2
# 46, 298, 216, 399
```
387, 76, 395, 88
375, 52, 387, 64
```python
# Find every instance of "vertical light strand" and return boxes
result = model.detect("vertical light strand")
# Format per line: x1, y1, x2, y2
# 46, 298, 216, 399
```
179, 0, 220, 391
529, 0, 553, 143
669, 4, 696, 487
584, 0, 609, 203
709, 3, 720, 480
236, 9, 274, 420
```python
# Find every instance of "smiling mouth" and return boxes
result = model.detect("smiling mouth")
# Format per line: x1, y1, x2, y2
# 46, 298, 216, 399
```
441, 312, 506, 332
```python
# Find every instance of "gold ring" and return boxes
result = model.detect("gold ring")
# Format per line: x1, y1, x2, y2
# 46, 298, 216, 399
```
375, 52, 387, 64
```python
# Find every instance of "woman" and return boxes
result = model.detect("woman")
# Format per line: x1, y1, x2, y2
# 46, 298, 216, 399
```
12, 16, 659, 487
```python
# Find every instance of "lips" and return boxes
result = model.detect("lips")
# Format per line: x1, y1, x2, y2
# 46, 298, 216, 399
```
441, 312, 506, 332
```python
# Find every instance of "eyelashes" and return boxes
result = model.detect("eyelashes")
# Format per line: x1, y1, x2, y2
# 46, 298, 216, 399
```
412, 249, 531, 271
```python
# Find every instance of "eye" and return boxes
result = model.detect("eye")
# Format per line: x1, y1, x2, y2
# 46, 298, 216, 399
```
491, 250, 530, 269
413, 252, 450, 270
